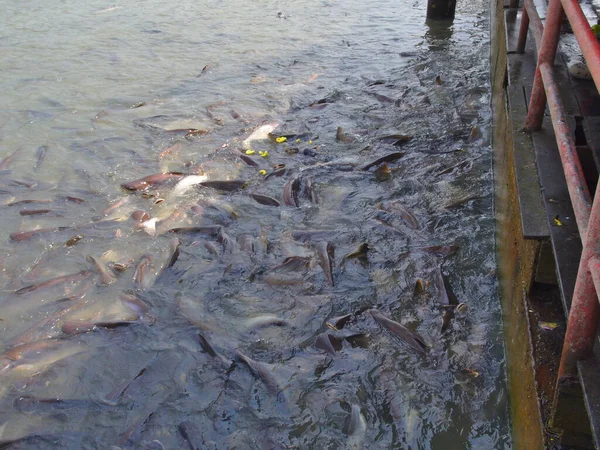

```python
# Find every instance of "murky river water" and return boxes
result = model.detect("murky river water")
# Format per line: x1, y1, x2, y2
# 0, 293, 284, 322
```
0, 0, 511, 448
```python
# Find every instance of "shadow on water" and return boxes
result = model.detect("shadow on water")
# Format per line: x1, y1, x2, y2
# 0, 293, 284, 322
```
424, 19, 455, 51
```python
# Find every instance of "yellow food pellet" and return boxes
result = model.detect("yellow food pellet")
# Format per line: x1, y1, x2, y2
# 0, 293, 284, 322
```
296, 139, 301, 143
554, 217, 563, 226
245, 149, 256, 155
259, 151, 269, 158
275, 137, 287, 143
309, 140, 313, 144
259, 169, 267, 175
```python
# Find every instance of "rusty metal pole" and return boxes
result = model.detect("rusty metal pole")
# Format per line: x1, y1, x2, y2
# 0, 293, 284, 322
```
519, 0, 545, 52
552, 177, 600, 432
556, 176, 600, 380
516, 7, 530, 53
427, 0, 456, 19
539, 63, 592, 236
524, 0, 564, 130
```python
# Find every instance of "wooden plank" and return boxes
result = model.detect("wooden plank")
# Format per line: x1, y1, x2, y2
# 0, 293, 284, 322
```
582, 117, 600, 171
508, 85, 550, 238
506, 26, 537, 87
504, 9, 521, 53
530, 122, 583, 315
578, 358, 600, 449
553, 51, 583, 117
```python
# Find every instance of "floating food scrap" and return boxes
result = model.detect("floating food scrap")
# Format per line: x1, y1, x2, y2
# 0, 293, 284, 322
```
463, 368, 480, 378
539, 321, 559, 331
275, 136, 287, 143
554, 216, 563, 226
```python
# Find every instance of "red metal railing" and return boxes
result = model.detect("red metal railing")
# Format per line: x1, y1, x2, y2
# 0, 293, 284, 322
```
516, 0, 600, 422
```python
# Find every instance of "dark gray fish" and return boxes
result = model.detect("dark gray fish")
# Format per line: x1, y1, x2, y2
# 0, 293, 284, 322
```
191, 239, 220, 257
283, 177, 300, 207
178, 421, 205, 450
15, 270, 93, 295
250, 193, 280, 207
327, 314, 353, 330
239, 154, 259, 166
0, 433, 81, 449
441, 309, 454, 334
420, 245, 458, 257
167, 226, 222, 236
270, 256, 311, 274
34, 145, 48, 171
235, 350, 280, 396
198, 333, 233, 369
118, 352, 194, 447
377, 134, 413, 145
435, 269, 460, 333
360, 152, 405, 171
217, 229, 236, 253
434, 269, 450, 306
0, 149, 19, 170
133, 255, 153, 290
372, 93, 396, 103
303, 178, 318, 204
13, 396, 92, 413
315, 241, 335, 286
314, 333, 342, 356
345, 404, 367, 436
199, 180, 245, 192
369, 309, 427, 356
345, 243, 369, 260
7, 199, 52, 206
121, 173, 185, 191
237, 233, 256, 253
11, 225, 72, 241
87, 255, 117, 285
167, 238, 181, 267
345, 333, 371, 348
10, 178, 38, 188
143, 440, 166, 450
265, 167, 287, 179
61, 319, 140, 335
102, 366, 148, 405
291, 230, 339, 242
378, 201, 420, 230
19, 209, 52, 216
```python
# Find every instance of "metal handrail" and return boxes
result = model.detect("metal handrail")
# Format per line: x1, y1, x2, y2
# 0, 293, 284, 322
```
515, 0, 600, 428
